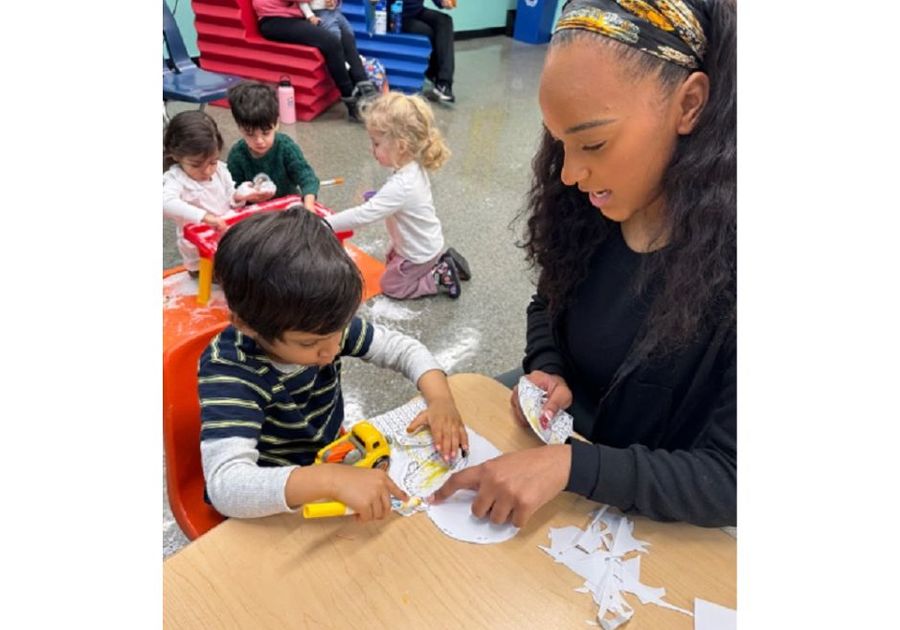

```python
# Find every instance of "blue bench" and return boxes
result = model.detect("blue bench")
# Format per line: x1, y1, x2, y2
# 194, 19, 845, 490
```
341, 0, 432, 94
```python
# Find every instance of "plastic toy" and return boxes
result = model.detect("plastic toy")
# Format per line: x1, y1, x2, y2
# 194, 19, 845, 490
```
302, 421, 391, 518
182, 195, 353, 305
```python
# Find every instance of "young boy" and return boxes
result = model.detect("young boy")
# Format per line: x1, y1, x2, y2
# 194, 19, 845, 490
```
199, 207, 468, 521
226, 81, 320, 211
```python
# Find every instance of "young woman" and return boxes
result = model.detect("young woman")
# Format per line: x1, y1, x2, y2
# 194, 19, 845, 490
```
433, 0, 736, 528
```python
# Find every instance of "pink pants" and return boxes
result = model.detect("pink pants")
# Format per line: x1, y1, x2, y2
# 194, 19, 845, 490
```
380, 249, 441, 299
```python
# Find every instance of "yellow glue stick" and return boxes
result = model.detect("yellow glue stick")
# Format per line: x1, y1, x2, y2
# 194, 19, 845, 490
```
302, 501, 355, 519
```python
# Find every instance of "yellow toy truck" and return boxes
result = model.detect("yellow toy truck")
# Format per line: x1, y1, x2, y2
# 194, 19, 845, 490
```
302, 421, 391, 518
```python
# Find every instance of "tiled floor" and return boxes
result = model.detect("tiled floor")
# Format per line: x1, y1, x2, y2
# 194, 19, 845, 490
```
163, 36, 551, 557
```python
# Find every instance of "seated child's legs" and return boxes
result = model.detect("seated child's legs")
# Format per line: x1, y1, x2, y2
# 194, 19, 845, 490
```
380, 250, 440, 299
316, 10, 344, 41
335, 12, 355, 41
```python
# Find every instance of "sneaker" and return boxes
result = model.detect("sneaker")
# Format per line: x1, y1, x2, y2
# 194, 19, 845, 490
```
342, 96, 362, 123
433, 258, 461, 299
355, 80, 379, 101
442, 247, 471, 281
431, 82, 455, 103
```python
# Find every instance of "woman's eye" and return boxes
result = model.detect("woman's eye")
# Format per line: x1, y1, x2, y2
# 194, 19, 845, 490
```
582, 142, 606, 152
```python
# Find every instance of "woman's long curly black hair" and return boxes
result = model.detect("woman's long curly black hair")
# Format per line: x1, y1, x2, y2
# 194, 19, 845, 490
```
520, 0, 736, 361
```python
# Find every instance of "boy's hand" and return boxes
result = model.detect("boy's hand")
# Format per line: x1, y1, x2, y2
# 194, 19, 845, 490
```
329, 465, 408, 523
407, 397, 469, 462
201, 212, 228, 231
238, 189, 274, 204
303, 193, 317, 214
309, 15, 322, 26
253, 189, 276, 203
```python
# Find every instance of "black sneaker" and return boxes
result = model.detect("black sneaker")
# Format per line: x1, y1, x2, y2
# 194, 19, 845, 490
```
433, 258, 461, 299
442, 247, 471, 281
342, 96, 362, 123
431, 82, 455, 103
355, 80, 379, 100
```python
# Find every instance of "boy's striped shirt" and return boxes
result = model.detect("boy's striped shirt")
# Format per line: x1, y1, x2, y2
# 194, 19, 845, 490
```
198, 317, 374, 467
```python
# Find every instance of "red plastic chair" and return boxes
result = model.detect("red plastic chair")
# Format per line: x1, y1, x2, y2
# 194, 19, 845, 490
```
191, 0, 341, 121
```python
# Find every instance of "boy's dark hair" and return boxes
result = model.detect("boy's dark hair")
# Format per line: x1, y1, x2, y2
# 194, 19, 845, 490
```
227, 81, 279, 131
214, 207, 363, 342
163, 110, 224, 171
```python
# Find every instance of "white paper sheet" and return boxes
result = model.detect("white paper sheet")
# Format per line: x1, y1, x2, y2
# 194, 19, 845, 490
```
694, 598, 736, 630
362, 399, 520, 543
424, 430, 520, 544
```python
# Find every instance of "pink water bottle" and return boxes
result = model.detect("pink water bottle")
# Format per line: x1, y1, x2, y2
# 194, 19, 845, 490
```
277, 76, 296, 125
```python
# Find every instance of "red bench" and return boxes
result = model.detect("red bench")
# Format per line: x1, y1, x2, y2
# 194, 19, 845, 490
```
191, 0, 341, 121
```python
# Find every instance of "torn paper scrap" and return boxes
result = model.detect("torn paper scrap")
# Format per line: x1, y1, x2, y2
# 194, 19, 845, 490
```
517, 376, 574, 445
609, 514, 650, 556
540, 507, 691, 626
573, 506, 610, 553
694, 598, 736, 630
391, 496, 426, 517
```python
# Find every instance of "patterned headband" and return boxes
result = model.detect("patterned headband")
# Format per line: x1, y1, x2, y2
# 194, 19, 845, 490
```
555, 0, 708, 70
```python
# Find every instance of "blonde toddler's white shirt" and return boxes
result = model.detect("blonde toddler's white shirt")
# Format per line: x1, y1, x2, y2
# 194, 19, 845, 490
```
163, 161, 239, 271
326, 161, 444, 264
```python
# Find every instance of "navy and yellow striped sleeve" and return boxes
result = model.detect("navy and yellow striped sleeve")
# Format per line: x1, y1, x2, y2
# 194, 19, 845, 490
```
198, 361, 269, 442
340, 316, 375, 358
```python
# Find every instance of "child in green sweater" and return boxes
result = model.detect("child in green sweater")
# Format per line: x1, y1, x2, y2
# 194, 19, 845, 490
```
226, 81, 320, 211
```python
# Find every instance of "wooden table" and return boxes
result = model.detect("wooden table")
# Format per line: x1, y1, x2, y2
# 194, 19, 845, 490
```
164, 374, 736, 629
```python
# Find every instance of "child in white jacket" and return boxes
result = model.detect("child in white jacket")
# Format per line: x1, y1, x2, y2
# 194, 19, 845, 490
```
163, 111, 245, 274
326, 92, 471, 299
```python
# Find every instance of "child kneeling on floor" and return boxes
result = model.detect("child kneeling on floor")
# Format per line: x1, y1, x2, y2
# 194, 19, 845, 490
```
326, 92, 471, 300
199, 207, 468, 521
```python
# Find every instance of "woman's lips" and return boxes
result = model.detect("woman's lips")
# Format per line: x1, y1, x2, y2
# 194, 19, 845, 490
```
589, 190, 611, 208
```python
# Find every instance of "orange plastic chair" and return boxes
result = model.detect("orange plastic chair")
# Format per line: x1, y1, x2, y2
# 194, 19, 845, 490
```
163, 243, 386, 539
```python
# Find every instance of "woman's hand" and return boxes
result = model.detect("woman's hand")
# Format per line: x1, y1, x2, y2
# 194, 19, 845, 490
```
430, 445, 571, 527
201, 212, 228, 231
510, 370, 573, 429
329, 465, 409, 523
406, 396, 469, 462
